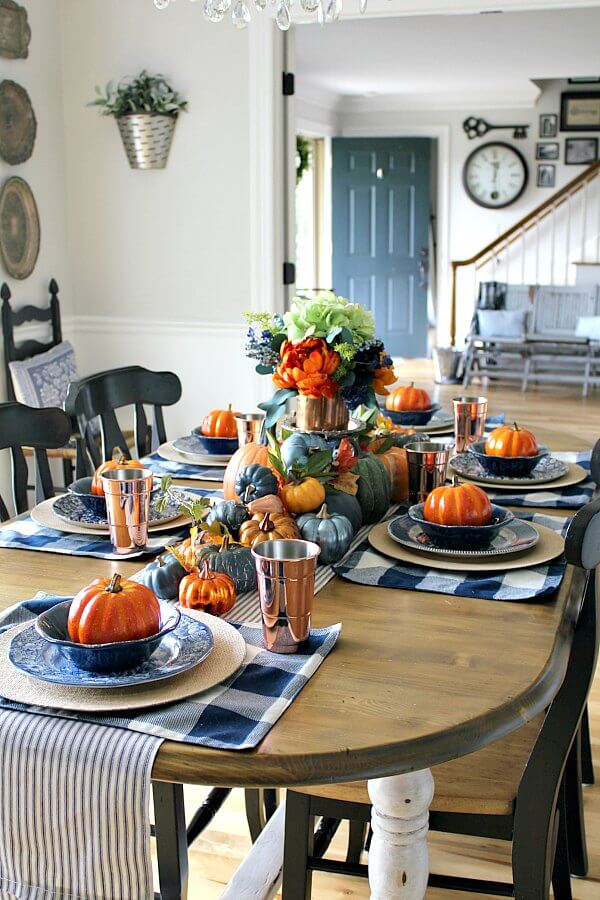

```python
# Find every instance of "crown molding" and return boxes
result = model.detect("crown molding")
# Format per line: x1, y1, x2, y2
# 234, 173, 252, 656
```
336, 86, 540, 114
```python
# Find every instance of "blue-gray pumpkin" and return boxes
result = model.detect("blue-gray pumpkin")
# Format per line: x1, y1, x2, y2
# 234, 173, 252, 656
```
324, 487, 363, 535
280, 433, 331, 470
296, 504, 353, 565
135, 551, 187, 600
195, 537, 257, 594
207, 500, 249, 536
235, 464, 278, 502
354, 454, 391, 524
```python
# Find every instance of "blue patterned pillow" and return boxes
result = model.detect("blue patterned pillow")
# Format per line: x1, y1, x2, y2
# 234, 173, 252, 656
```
9, 341, 79, 409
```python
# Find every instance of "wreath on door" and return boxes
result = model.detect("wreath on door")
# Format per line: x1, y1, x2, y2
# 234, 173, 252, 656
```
296, 135, 311, 185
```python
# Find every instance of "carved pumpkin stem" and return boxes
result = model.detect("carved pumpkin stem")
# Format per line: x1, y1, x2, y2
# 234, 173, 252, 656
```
316, 504, 330, 520
220, 535, 231, 552
106, 573, 123, 593
243, 485, 253, 505
259, 512, 274, 533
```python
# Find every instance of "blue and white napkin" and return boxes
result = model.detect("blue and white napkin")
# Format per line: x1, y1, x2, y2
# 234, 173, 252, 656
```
140, 451, 226, 482
485, 451, 594, 510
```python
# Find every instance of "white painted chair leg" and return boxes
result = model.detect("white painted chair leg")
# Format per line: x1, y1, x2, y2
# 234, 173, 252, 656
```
368, 769, 435, 900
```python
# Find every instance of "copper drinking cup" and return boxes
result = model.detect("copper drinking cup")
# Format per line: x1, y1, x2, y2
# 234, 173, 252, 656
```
101, 467, 154, 554
235, 413, 265, 446
405, 441, 454, 505
453, 396, 488, 453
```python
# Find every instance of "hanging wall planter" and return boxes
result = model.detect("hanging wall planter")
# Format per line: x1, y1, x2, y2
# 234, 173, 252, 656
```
89, 71, 187, 171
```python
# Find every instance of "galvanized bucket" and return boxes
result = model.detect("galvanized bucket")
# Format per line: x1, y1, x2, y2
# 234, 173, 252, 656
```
116, 114, 176, 169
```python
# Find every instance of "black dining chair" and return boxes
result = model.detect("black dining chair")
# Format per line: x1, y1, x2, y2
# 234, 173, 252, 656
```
65, 365, 182, 471
281, 497, 600, 900
0, 402, 73, 522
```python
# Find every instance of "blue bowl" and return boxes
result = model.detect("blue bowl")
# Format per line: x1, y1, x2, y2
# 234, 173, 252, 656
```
381, 403, 441, 427
68, 476, 160, 517
35, 600, 180, 674
468, 441, 548, 479
408, 503, 514, 550
191, 429, 238, 456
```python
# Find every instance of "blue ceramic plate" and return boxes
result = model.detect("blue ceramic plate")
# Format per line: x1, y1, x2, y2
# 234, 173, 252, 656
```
380, 404, 441, 427
450, 451, 569, 486
11, 610, 213, 687
411, 408, 454, 433
387, 514, 539, 559
190, 429, 239, 456
407, 503, 513, 550
52, 493, 181, 529
172, 435, 232, 462
68, 476, 161, 517
467, 441, 549, 478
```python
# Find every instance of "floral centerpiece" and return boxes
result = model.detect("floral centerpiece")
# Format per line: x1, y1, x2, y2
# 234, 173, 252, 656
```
245, 292, 395, 429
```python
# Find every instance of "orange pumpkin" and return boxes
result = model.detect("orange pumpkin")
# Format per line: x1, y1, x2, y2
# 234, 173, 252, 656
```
68, 574, 160, 644
90, 455, 145, 496
386, 383, 431, 412
281, 477, 326, 515
238, 511, 300, 548
223, 441, 273, 501
179, 559, 236, 616
201, 404, 238, 438
485, 423, 539, 458
424, 478, 492, 526
368, 442, 409, 503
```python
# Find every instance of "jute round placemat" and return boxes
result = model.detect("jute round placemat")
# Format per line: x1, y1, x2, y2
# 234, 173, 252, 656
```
157, 441, 229, 468
0, 610, 246, 713
368, 520, 564, 573
30, 497, 190, 537
449, 461, 587, 491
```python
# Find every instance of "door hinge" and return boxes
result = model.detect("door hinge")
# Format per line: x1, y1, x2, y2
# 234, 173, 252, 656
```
282, 72, 295, 96
283, 262, 296, 285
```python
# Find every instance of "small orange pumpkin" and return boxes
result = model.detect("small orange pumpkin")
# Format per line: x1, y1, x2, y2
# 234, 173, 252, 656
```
91, 454, 145, 496
424, 477, 492, 526
68, 574, 160, 644
367, 442, 409, 503
223, 441, 274, 501
485, 423, 539, 458
281, 477, 326, 515
238, 511, 300, 548
386, 383, 431, 412
179, 559, 236, 616
201, 404, 238, 438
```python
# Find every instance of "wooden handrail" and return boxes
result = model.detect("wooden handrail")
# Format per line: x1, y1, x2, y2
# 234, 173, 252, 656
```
449, 159, 600, 345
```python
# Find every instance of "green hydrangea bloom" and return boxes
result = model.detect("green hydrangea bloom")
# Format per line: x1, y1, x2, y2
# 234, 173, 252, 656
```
284, 292, 375, 345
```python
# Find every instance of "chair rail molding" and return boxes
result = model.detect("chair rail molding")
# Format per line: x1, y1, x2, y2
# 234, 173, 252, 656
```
70, 316, 245, 338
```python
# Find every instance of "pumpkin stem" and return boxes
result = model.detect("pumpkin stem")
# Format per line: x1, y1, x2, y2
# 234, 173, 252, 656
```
316, 504, 330, 520
451, 475, 460, 487
513, 422, 520, 431
220, 535, 231, 552
106, 573, 123, 593
243, 485, 253, 505
259, 512, 274, 533
409, 382, 414, 388
200, 558, 215, 580
227, 403, 232, 413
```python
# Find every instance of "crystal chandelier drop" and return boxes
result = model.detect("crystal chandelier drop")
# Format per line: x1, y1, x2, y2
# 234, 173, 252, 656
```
153, 0, 367, 32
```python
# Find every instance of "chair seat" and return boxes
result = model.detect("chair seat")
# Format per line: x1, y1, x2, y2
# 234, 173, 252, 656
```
294, 714, 544, 817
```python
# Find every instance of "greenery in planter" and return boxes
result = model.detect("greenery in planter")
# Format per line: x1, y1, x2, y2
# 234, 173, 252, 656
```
89, 70, 188, 118
296, 135, 311, 184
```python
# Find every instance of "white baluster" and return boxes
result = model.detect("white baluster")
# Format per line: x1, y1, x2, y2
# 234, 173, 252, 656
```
565, 194, 572, 283
550, 204, 556, 283
534, 216, 540, 285
581, 181, 588, 263
368, 769, 435, 900
520, 226, 526, 284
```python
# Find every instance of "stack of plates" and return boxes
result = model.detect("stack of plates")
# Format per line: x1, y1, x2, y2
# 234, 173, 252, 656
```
449, 452, 587, 491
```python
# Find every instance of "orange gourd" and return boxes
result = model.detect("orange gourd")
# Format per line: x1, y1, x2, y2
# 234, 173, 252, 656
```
90, 455, 145, 496
179, 559, 236, 616
223, 441, 273, 501
368, 443, 409, 503
246, 494, 285, 516
385, 383, 431, 412
424, 478, 492, 526
68, 574, 160, 644
281, 477, 326, 515
238, 511, 300, 548
485, 423, 539, 458
201, 404, 238, 438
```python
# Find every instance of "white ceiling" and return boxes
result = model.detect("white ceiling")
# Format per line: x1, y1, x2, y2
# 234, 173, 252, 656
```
295, 8, 600, 107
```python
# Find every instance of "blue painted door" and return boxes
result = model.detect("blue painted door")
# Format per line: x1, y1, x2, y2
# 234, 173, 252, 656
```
332, 138, 431, 357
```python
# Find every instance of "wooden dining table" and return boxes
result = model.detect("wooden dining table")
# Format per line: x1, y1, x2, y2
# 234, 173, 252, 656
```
0, 435, 590, 900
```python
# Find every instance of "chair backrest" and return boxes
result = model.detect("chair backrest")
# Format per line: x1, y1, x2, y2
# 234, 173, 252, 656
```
1, 280, 63, 401
0, 401, 72, 521
530, 285, 599, 338
591, 438, 600, 488
65, 365, 182, 468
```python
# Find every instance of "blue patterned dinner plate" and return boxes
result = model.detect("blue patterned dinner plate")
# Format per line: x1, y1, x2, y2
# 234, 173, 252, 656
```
8, 614, 213, 688
387, 514, 539, 559
411, 408, 454, 433
52, 493, 181, 529
449, 451, 569, 486
172, 435, 231, 462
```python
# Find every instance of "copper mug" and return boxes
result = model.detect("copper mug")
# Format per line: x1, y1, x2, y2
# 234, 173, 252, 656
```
252, 539, 321, 654
235, 413, 265, 446
453, 396, 488, 453
405, 441, 454, 505
101, 467, 154, 554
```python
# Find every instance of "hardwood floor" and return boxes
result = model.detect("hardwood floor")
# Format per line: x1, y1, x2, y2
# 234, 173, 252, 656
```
153, 373, 600, 898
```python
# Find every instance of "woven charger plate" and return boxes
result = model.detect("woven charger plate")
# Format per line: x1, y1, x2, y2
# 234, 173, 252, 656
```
0, 609, 246, 713
368, 520, 564, 573
452, 461, 587, 491
30, 496, 191, 537
157, 441, 229, 470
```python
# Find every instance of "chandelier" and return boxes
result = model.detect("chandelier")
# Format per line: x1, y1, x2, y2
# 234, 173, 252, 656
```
154, 0, 368, 31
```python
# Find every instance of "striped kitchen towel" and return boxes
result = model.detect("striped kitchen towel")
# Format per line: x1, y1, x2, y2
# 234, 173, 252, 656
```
484, 451, 594, 509
140, 451, 226, 482
0, 709, 160, 900
334, 512, 570, 602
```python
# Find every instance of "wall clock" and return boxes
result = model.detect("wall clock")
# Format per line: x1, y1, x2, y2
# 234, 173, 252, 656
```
463, 141, 528, 209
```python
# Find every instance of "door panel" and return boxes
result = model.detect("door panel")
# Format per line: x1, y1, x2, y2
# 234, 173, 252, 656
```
332, 137, 431, 357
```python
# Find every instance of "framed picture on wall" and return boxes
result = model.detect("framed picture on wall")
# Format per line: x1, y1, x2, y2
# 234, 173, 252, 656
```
537, 164, 556, 188
536, 142, 559, 160
565, 137, 598, 165
560, 92, 600, 131
539, 114, 558, 138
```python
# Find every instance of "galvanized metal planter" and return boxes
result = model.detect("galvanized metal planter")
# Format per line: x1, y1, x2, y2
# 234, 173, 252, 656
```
116, 114, 177, 170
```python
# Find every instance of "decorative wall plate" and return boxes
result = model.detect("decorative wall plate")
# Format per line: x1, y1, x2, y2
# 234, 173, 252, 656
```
0, 177, 40, 279
0, 1, 30, 59
0, 80, 37, 164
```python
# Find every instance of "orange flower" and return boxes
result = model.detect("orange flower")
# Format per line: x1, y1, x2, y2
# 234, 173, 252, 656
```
273, 338, 340, 398
372, 365, 396, 396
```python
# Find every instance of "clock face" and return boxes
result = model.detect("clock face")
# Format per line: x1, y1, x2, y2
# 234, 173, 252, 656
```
463, 142, 528, 208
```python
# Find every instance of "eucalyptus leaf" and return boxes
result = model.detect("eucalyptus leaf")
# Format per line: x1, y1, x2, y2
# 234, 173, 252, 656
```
339, 326, 354, 344
255, 364, 274, 375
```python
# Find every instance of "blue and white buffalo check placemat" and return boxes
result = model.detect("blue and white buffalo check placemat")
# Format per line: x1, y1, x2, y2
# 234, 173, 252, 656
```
334, 512, 570, 602
485, 451, 594, 510
0, 595, 340, 751
141, 451, 226, 482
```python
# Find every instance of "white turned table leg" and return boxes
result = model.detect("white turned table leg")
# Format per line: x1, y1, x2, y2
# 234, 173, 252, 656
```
367, 769, 435, 900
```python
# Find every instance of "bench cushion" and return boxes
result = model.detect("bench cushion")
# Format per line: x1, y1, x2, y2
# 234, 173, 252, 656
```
478, 309, 527, 338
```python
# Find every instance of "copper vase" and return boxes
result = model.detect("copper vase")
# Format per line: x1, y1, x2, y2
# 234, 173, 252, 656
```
295, 395, 349, 432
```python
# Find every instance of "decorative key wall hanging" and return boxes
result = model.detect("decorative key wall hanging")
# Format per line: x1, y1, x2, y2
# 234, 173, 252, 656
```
463, 117, 529, 140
